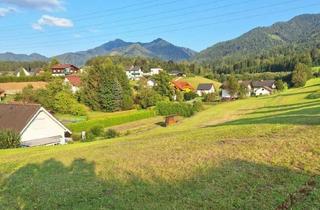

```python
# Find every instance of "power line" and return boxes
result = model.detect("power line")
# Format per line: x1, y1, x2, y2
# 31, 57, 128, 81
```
0, 0, 307, 50
0, 0, 253, 41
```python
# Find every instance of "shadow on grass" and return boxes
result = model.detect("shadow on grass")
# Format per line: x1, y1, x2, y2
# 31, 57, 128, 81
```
0, 159, 318, 209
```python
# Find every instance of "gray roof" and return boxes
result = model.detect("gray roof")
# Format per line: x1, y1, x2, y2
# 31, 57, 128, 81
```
197, 83, 214, 91
252, 80, 275, 88
0, 104, 41, 133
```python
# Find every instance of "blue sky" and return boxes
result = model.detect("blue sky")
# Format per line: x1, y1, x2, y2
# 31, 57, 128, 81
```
0, 0, 319, 57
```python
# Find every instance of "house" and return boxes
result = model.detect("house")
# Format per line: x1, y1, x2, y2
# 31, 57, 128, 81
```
169, 71, 186, 77
251, 80, 276, 96
150, 68, 163, 75
196, 83, 215, 96
221, 80, 253, 99
51, 64, 80, 76
126, 66, 143, 80
0, 104, 71, 147
65, 75, 81, 93
172, 80, 194, 92
15, 68, 31, 77
147, 79, 156, 87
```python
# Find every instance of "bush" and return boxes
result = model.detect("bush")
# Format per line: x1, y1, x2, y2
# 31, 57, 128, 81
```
105, 129, 120, 139
306, 92, 320, 99
184, 92, 197, 101
72, 133, 82, 141
83, 131, 96, 142
203, 93, 218, 102
89, 126, 103, 137
0, 130, 21, 149
156, 101, 195, 117
192, 101, 204, 112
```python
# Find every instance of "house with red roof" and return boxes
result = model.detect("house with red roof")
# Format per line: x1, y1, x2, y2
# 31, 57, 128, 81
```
64, 75, 81, 93
51, 64, 80, 76
172, 80, 194, 92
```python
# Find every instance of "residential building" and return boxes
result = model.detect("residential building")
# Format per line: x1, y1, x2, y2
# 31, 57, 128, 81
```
65, 75, 81, 93
172, 80, 194, 92
252, 80, 276, 96
51, 64, 80, 76
150, 68, 163, 75
196, 83, 215, 96
0, 104, 71, 147
126, 66, 143, 80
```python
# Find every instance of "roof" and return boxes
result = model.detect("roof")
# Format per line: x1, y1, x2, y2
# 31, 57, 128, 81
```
127, 66, 141, 72
66, 75, 81, 87
0, 104, 41, 133
172, 80, 194, 91
252, 80, 275, 88
51, 64, 79, 70
197, 83, 214, 91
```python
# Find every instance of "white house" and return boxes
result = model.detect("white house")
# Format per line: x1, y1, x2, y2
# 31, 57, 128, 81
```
0, 104, 71, 147
16, 68, 31, 77
150, 68, 163, 75
196, 83, 215, 96
147, 80, 156, 87
126, 66, 143, 80
252, 80, 276, 96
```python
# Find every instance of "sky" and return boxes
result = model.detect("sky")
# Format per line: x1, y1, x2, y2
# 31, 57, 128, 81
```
0, 0, 319, 57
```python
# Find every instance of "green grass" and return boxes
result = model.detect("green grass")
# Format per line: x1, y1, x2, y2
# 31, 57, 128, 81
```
67, 109, 156, 132
179, 76, 221, 90
312, 66, 320, 73
1, 79, 320, 209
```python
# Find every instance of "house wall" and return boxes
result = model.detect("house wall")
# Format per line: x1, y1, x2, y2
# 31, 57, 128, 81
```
197, 87, 215, 96
222, 89, 232, 99
21, 111, 66, 144
254, 88, 271, 96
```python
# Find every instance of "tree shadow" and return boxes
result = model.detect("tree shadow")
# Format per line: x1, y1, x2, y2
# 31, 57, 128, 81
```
0, 159, 318, 209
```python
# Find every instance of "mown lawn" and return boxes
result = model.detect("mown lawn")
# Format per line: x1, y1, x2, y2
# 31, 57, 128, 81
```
0, 79, 320, 209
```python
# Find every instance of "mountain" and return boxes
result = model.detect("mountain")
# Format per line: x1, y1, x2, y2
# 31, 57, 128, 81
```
194, 14, 320, 62
55, 38, 197, 66
0, 52, 48, 62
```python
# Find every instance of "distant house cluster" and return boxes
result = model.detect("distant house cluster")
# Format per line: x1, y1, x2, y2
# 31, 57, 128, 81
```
126, 66, 164, 80
171, 79, 216, 97
221, 80, 276, 99
15, 67, 43, 77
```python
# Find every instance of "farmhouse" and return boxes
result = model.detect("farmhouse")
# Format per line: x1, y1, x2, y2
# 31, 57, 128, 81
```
252, 80, 276, 96
126, 66, 143, 80
15, 68, 31, 77
172, 80, 194, 92
0, 104, 71, 147
65, 75, 81, 93
196, 83, 215, 96
51, 64, 80, 76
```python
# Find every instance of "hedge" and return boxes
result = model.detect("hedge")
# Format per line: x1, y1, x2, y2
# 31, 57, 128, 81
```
156, 101, 196, 117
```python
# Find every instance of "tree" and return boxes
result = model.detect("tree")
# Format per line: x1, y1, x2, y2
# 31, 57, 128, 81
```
291, 63, 312, 87
275, 80, 285, 91
81, 60, 133, 112
225, 75, 239, 97
238, 83, 249, 99
135, 80, 163, 109
153, 71, 175, 100
54, 92, 86, 116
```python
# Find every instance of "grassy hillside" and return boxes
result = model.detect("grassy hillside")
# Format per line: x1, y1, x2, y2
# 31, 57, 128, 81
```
177, 76, 221, 90
1, 79, 320, 209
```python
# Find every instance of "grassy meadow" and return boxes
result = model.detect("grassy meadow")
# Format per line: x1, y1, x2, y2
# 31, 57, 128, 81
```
0, 79, 320, 209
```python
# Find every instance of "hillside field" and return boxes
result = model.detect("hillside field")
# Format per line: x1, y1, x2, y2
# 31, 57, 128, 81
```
0, 79, 320, 209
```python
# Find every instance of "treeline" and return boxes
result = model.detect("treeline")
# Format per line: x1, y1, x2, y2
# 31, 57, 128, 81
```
201, 45, 320, 74
0, 61, 47, 73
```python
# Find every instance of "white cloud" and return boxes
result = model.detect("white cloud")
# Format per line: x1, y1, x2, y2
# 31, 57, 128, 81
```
0, 0, 63, 11
0, 7, 15, 17
33, 15, 73, 30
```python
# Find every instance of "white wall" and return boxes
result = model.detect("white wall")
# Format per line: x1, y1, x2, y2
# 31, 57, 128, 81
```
254, 88, 271, 96
21, 111, 66, 144
197, 87, 215, 96
222, 89, 232, 99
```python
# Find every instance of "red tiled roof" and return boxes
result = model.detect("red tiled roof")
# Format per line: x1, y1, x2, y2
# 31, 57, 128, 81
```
66, 75, 81, 87
51, 64, 79, 70
172, 80, 194, 91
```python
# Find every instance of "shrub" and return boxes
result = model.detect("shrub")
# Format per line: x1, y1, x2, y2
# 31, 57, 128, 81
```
184, 92, 197, 101
192, 101, 204, 112
105, 129, 120, 139
203, 93, 218, 102
83, 131, 96, 142
156, 101, 195, 117
89, 126, 103, 137
306, 92, 320, 99
72, 133, 82, 141
0, 130, 21, 149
